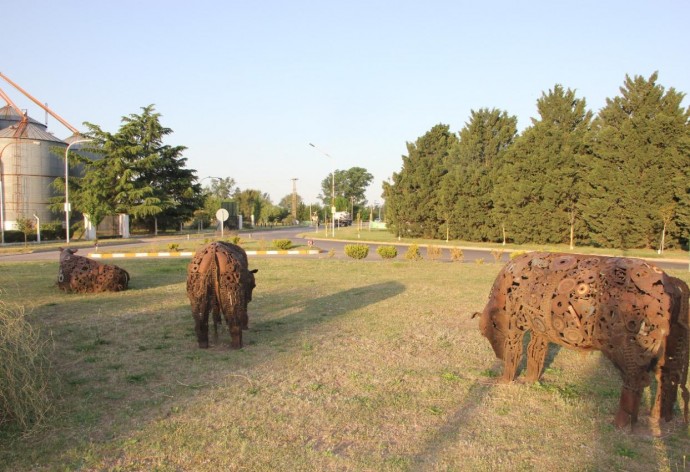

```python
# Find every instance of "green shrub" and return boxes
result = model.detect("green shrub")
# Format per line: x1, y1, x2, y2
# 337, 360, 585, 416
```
272, 239, 292, 250
376, 245, 398, 259
404, 244, 422, 261
450, 247, 464, 262
40, 222, 65, 241
510, 250, 527, 260
344, 244, 369, 259
0, 302, 53, 432
167, 243, 180, 252
2, 231, 28, 244
426, 245, 442, 261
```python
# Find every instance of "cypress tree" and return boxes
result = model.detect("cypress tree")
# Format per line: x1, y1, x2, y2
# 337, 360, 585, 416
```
492, 85, 592, 244
583, 72, 690, 249
383, 124, 458, 238
439, 108, 517, 242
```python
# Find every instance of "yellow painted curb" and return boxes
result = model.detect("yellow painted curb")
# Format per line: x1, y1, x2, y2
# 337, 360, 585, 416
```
88, 249, 321, 259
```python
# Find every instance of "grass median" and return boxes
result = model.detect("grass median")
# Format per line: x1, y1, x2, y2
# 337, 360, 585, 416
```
0, 257, 689, 470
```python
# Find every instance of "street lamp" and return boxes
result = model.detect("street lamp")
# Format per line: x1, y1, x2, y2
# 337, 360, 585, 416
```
200, 175, 222, 184
64, 138, 93, 244
309, 142, 335, 237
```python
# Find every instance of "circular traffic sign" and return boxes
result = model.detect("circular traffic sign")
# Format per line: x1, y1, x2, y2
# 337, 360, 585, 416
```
216, 208, 229, 222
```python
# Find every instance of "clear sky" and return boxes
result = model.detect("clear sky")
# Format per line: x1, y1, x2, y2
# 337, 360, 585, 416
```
2, 1, 688, 206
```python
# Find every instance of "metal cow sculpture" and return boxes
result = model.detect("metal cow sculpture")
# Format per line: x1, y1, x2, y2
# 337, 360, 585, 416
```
186, 241, 258, 349
474, 252, 689, 429
57, 247, 129, 293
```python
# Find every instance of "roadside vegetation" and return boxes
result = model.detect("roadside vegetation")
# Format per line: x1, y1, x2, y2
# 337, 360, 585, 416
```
303, 226, 690, 262
0, 257, 689, 470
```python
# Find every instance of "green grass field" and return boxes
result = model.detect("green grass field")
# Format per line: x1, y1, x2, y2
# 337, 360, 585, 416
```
1, 256, 689, 471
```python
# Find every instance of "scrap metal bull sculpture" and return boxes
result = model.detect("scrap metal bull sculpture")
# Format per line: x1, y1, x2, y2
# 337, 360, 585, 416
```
57, 247, 129, 293
473, 252, 689, 429
186, 241, 257, 349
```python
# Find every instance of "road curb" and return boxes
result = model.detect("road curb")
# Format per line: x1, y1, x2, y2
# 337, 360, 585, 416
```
88, 249, 322, 259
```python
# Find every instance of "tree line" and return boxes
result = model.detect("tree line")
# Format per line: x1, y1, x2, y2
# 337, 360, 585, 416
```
383, 72, 690, 250
54, 105, 376, 234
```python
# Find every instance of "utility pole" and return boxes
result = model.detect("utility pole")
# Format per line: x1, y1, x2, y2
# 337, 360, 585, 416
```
291, 178, 299, 219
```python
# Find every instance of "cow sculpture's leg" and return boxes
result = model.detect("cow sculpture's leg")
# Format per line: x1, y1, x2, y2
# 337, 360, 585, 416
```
501, 331, 526, 382
525, 333, 549, 383
615, 385, 642, 429
192, 299, 211, 349
228, 309, 243, 349
211, 299, 221, 344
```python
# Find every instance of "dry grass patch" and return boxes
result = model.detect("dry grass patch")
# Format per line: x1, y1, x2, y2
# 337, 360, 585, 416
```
0, 259, 688, 471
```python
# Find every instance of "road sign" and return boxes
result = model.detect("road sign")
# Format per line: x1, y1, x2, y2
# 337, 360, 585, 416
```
216, 208, 229, 238
216, 208, 229, 222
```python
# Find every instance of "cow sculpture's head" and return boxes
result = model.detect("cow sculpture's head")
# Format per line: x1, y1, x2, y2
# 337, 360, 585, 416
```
58, 247, 78, 262
246, 268, 258, 302
473, 271, 512, 361
239, 268, 259, 331
473, 306, 507, 360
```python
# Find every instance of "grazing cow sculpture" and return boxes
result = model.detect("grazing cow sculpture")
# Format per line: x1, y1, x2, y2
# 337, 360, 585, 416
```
473, 252, 689, 429
186, 241, 258, 349
57, 247, 129, 293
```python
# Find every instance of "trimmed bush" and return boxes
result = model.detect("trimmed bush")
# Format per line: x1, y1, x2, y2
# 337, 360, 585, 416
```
426, 245, 442, 261
376, 245, 398, 259
404, 244, 422, 261
510, 250, 527, 260
167, 243, 180, 252
344, 244, 369, 259
491, 249, 505, 263
450, 247, 464, 262
0, 302, 53, 432
272, 239, 292, 250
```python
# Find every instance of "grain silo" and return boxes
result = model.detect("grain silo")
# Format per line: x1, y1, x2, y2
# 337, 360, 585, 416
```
0, 105, 44, 131
0, 73, 96, 238
0, 120, 67, 231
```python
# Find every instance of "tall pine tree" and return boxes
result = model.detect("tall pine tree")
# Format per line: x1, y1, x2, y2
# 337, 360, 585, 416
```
492, 85, 592, 244
383, 124, 458, 238
438, 108, 517, 241
583, 72, 690, 249
82, 105, 202, 233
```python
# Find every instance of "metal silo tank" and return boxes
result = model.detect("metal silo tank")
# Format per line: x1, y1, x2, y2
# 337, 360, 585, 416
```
0, 122, 66, 231
0, 105, 46, 132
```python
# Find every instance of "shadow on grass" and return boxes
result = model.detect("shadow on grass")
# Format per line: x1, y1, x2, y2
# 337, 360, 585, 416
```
517, 332, 562, 375
241, 281, 406, 344
409, 336, 563, 470
587, 350, 690, 470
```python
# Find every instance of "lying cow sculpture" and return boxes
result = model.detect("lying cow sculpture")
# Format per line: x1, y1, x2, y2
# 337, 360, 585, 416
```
57, 247, 129, 293
186, 241, 258, 349
474, 252, 689, 429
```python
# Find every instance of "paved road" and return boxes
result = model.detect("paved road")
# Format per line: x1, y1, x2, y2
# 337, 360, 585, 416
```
2, 227, 689, 272
245, 227, 690, 272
